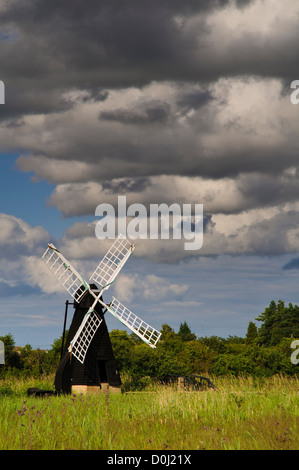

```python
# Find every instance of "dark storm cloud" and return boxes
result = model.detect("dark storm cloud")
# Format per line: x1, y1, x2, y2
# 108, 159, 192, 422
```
82, 89, 110, 103
2, 88, 74, 120
2, 0, 299, 232
101, 177, 150, 194
0, 0, 297, 148
1, 0, 292, 98
99, 101, 170, 125
0, 0, 297, 149
238, 172, 299, 209
177, 90, 214, 110
0, 0, 212, 89
0, 0, 210, 124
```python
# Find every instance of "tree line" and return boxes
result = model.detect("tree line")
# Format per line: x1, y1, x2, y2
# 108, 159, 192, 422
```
0, 299, 298, 378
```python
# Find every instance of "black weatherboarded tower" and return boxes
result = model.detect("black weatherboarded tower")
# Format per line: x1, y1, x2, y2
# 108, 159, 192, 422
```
54, 286, 121, 394
41, 236, 161, 395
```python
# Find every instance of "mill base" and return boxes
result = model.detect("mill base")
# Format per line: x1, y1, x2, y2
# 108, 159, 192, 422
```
72, 384, 122, 395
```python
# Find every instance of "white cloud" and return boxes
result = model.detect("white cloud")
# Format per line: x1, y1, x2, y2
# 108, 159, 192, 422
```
24, 256, 66, 295
0, 214, 52, 295
0, 213, 48, 251
113, 273, 189, 304
11, 76, 297, 188
206, 0, 299, 44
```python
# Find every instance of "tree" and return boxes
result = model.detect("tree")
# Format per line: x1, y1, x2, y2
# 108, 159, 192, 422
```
256, 300, 299, 346
160, 323, 175, 341
177, 321, 197, 342
198, 336, 227, 353
246, 321, 258, 344
255, 300, 277, 345
178, 341, 217, 374
110, 329, 134, 372
130, 343, 158, 376
20, 346, 49, 376
0, 334, 22, 369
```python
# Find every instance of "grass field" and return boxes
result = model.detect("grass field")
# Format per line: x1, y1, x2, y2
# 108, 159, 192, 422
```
0, 374, 298, 450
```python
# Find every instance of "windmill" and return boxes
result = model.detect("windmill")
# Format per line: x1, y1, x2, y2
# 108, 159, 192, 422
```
41, 236, 161, 394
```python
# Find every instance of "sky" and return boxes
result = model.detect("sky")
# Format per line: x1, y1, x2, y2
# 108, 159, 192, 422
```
1, 0, 299, 348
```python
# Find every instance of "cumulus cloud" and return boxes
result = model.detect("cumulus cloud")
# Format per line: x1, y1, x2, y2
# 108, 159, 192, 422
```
45, 168, 299, 219
1, 1, 298, 96
12, 77, 298, 185
0, 1, 255, 94
0, 213, 49, 260
2, 0, 299, 268
0, 214, 52, 296
113, 273, 189, 303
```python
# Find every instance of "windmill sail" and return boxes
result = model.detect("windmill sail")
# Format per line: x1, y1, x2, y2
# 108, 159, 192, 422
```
68, 308, 103, 364
90, 236, 134, 292
107, 297, 161, 348
42, 243, 90, 303
42, 236, 161, 372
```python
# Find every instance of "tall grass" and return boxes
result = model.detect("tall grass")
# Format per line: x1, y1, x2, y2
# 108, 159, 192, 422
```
0, 374, 298, 450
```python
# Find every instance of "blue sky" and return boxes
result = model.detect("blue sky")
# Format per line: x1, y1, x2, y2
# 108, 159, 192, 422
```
0, 153, 94, 239
1, 153, 55, 230
1, 151, 298, 348
1, 0, 299, 348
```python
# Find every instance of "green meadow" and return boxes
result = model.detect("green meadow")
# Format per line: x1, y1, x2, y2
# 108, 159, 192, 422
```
0, 374, 298, 450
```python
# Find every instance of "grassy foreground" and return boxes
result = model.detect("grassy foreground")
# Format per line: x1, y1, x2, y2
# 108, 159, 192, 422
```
0, 374, 298, 450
